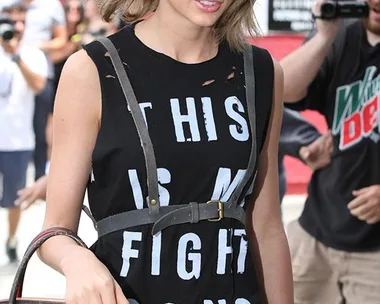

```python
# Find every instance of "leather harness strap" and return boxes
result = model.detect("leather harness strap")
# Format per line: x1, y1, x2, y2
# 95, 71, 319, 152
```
99, 37, 161, 215
95, 37, 257, 237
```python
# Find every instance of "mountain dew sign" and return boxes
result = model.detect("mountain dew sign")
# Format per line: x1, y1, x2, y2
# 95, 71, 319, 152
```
333, 66, 380, 150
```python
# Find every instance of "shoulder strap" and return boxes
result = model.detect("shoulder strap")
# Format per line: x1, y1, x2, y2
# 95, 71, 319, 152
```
228, 44, 257, 208
98, 37, 161, 215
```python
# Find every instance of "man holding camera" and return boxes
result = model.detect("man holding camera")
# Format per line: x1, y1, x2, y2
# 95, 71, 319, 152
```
281, 0, 380, 302
0, 3, 48, 263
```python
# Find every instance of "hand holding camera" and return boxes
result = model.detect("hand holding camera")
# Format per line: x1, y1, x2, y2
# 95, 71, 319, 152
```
0, 37, 17, 55
313, 1, 370, 41
313, 0, 341, 41
318, 1, 369, 20
0, 14, 17, 55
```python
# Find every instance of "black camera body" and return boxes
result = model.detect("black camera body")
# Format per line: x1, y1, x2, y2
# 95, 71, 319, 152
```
0, 14, 15, 41
320, 1, 369, 20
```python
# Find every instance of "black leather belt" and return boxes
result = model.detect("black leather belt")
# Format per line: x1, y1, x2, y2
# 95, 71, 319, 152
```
96, 201, 246, 237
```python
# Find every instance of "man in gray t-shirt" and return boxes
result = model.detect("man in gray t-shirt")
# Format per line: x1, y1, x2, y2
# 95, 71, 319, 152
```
22, 0, 68, 181
22, 0, 67, 77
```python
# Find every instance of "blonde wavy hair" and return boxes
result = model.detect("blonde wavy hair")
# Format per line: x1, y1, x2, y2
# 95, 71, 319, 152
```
96, 0, 259, 51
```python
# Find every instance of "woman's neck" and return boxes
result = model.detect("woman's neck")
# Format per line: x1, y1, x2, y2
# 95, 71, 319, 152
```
134, 6, 218, 64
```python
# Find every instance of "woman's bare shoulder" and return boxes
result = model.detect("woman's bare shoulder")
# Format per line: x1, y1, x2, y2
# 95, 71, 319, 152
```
61, 50, 99, 82
55, 49, 101, 121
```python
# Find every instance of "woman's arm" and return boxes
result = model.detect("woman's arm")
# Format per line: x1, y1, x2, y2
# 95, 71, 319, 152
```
37, 50, 128, 304
246, 59, 293, 303
38, 49, 101, 273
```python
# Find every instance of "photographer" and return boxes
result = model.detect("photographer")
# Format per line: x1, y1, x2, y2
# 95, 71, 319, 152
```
0, 3, 48, 263
281, 0, 380, 302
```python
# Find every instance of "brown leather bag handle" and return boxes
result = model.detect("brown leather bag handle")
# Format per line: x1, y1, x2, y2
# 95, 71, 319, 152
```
8, 227, 87, 304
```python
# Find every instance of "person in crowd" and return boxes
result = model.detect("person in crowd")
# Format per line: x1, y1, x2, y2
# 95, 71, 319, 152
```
37, 0, 294, 303
0, 0, 17, 11
15, 175, 47, 210
281, 0, 380, 302
0, 3, 48, 263
77, 0, 116, 45
51, 0, 85, 94
21, 0, 67, 181
42, 0, 85, 163
16, 0, 117, 210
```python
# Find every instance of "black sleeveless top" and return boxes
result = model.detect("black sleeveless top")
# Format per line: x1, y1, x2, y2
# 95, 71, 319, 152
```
83, 24, 274, 304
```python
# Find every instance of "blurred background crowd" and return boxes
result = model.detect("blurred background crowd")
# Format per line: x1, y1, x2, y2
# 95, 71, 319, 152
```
1, 0, 378, 302
0, 0, 123, 266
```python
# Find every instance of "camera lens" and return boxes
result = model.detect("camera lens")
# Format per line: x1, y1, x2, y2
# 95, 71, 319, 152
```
321, 2, 337, 19
0, 24, 15, 41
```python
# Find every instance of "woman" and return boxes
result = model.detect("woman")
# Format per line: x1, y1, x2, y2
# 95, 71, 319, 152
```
39, 0, 293, 303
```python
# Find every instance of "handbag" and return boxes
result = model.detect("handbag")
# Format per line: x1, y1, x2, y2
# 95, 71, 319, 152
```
0, 227, 87, 304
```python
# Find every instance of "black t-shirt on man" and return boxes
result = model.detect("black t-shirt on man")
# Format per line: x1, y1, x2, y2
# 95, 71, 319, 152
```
297, 21, 380, 252
83, 23, 274, 304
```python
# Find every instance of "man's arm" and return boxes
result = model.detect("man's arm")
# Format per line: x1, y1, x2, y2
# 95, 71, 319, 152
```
39, 25, 68, 53
280, 0, 340, 102
15, 57, 46, 93
1, 39, 47, 93
50, 40, 79, 64
39, 1, 67, 53
279, 108, 321, 159
15, 175, 47, 209
280, 108, 333, 171
349, 185, 380, 224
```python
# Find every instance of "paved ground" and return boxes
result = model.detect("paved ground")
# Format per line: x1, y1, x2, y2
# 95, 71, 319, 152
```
0, 166, 306, 300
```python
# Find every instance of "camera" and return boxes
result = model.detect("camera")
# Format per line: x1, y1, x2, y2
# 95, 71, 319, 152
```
0, 15, 15, 41
320, 1, 369, 20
